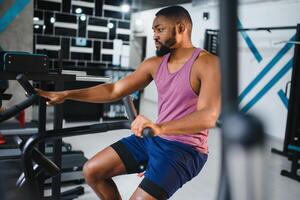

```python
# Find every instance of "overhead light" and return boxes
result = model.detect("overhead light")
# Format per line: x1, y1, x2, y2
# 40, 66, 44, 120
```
75, 8, 82, 14
134, 18, 144, 33
33, 17, 39, 21
34, 25, 39, 29
107, 22, 114, 29
121, 4, 130, 13
135, 19, 143, 26
50, 17, 55, 23
43, 25, 46, 29
80, 14, 86, 21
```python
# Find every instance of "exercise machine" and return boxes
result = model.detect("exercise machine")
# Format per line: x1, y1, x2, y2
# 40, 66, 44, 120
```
271, 24, 300, 182
11, 74, 151, 200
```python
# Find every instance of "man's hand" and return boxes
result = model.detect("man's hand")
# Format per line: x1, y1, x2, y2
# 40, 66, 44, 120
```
131, 115, 162, 137
137, 171, 145, 178
36, 89, 68, 105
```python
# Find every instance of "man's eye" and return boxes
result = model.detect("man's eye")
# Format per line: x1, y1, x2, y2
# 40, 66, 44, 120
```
158, 28, 164, 32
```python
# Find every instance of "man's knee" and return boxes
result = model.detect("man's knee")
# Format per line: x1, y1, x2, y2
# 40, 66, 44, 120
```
83, 147, 126, 184
83, 159, 107, 184
130, 187, 158, 200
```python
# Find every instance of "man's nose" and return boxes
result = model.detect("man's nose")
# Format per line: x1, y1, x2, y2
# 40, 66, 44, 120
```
153, 33, 159, 41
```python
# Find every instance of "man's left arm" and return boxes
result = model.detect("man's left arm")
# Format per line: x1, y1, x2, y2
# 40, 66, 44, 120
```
131, 54, 221, 137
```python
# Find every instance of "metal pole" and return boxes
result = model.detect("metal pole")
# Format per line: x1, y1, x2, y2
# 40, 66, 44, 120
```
217, 0, 238, 199
220, 0, 238, 113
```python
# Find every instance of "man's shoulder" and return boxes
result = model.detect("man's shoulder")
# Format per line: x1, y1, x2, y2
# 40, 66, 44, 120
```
194, 50, 220, 75
196, 50, 219, 65
195, 50, 219, 69
143, 56, 164, 65
136, 56, 164, 77
139, 56, 164, 71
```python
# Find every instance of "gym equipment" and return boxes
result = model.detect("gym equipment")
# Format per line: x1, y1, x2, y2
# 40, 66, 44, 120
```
0, 76, 39, 122
15, 74, 152, 200
0, 75, 87, 200
204, 26, 297, 57
0, 51, 49, 73
204, 29, 219, 55
271, 24, 300, 182
0, 56, 77, 200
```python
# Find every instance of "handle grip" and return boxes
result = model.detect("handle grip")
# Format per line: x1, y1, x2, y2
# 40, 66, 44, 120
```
122, 96, 154, 137
142, 128, 153, 137
16, 74, 36, 96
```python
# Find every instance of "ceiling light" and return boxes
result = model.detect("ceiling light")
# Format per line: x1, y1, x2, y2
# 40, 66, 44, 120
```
50, 17, 55, 23
80, 14, 86, 21
75, 8, 82, 14
34, 25, 39, 29
135, 19, 143, 26
121, 4, 130, 13
107, 22, 114, 29
33, 17, 39, 21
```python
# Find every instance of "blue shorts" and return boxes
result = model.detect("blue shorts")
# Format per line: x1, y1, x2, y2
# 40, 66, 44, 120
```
111, 135, 207, 199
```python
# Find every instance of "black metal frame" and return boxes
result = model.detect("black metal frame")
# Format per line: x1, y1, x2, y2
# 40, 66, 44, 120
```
14, 75, 149, 200
20, 94, 148, 199
218, 1, 265, 200
217, 1, 238, 200
281, 24, 300, 154
206, 26, 297, 33
0, 72, 76, 199
21, 119, 132, 200
272, 24, 300, 182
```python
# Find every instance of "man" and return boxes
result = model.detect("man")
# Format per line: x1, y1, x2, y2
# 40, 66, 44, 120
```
38, 5, 221, 200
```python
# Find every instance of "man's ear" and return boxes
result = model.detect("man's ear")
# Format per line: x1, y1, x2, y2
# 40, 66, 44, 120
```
177, 23, 186, 34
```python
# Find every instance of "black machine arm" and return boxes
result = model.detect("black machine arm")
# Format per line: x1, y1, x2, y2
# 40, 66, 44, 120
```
122, 96, 154, 137
16, 74, 37, 96
0, 74, 39, 123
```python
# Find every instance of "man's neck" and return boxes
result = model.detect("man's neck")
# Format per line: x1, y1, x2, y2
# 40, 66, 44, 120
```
170, 45, 195, 61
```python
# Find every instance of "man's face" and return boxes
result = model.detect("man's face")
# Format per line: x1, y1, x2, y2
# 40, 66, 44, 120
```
152, 16, 177, 56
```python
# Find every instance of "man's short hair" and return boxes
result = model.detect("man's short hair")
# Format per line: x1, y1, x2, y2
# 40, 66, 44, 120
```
155, 5, 193, 26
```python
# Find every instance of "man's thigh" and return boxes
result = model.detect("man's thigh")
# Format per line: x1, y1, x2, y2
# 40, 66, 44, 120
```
138, 137, 208, 199
85, 146, 127, 178
111, 134, 149, 174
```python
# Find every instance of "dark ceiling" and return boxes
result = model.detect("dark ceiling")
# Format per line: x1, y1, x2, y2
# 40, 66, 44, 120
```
131, 0, 192, 12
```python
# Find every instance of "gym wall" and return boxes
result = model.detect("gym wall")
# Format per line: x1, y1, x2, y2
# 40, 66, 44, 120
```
0, 0, 33, 121
33, 0, 132, 70
131, 0, 300, 139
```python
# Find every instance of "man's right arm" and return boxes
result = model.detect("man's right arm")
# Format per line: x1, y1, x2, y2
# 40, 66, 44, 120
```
37, 57, 159, 105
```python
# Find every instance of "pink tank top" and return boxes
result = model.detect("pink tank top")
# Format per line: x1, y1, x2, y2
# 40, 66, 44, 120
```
154, 48, 209, 154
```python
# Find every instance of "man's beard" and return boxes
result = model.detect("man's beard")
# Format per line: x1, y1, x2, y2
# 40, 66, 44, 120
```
155, 41, 174, 56
156, 29, 176, 56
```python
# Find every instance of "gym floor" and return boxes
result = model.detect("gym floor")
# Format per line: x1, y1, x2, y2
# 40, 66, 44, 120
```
55, 98, 299, 200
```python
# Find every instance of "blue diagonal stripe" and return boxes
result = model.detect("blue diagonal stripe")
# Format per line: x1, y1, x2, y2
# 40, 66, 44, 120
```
241, 59, 293, 113
277, 89, 289, 109
288, 145, 300, 152
239, 34, 296, 103
0, 0, 31, 33
238, 19, 263, 63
